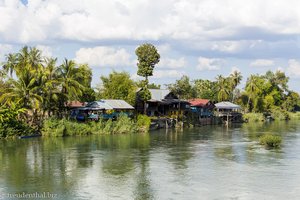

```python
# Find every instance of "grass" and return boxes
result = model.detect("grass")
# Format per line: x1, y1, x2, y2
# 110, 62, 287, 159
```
243, 113, 265, 123
289, 112, 300, 120
259, 134, 282, 148
41, 115, 151, 137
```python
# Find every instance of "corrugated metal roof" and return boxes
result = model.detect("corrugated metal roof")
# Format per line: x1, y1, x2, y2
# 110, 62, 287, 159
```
149, 89, 171, 101
92, 100, 134, 110
215, 101, 241, 109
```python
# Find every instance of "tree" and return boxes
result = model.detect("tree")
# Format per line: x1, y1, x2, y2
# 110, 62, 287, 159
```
97, 71, 137, 105
136, 80, 160, 89
229, 70, 243, 101
135, 43, 160, 114
216, 75, 230, 102
168, 75, 196, 100
194, 79, 218, 101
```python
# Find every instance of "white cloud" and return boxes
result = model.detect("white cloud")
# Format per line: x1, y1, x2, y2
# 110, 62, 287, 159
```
250, 59, 274, 67
74, 46, 133, 67
0, 0, 300, 44
152, 70, 185, 79
196, 57, 222, 71
158, 57, 186, 69
36, 45, 52, 57
0, 44, 13, 60
230, 66, 241, 74
287, 59, 300, 78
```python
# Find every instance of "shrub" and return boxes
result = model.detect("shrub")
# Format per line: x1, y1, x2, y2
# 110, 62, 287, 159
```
136, 115, 151, 133
259, 134, 282, 148
270, 107, 290, 121
289, 112, 300, 120
243, 113, 265, 122
42, 118, 93, 136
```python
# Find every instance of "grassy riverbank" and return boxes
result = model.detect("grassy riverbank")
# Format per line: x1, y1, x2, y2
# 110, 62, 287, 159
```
0, 113, 151, 138
42, 115, 151, 137
243, 111, 300, 123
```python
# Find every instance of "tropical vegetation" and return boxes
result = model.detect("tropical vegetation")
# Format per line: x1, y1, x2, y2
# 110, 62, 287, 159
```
1, 44, 300, 138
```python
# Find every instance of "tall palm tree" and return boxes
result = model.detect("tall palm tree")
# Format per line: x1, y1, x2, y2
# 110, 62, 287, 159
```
41, 58, 59, 117
216, 75, 230, 102
229, 70, 242, 101
56, 59, 84, 115
230, 70, 242, 89
2, 53, 17, 77
245, 75, 259, 112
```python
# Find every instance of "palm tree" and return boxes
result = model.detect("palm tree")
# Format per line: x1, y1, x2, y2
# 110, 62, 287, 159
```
229, 70, 242, 101
41, 58, 60, 117
2, 53, 17, 77
245, 75, 259, 112
216, 75, 230, 102
56, 59, 84, 116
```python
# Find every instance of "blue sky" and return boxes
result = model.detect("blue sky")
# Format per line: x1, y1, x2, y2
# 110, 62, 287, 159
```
0, 0, 300, 92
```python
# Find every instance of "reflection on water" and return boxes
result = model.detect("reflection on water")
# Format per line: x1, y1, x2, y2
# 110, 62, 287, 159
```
1, 121, 300, 200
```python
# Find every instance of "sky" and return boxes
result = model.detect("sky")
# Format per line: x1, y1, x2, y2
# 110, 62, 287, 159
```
0, 0, 300, 92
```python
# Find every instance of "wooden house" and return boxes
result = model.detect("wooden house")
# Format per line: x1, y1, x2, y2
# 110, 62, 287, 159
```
215, 101, 242, 123
71, 99, 134, 121
188, 99, 215, 125
136, 89, 189, 117
188, 99, 215, 117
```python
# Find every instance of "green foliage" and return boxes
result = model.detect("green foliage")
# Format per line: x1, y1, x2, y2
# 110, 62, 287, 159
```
289, 112, 300, 120
42, 115, 142, 136
1, 47, 94, 121
243, 113, 265, 123
136, 80, 160, 89
135, 43, 160, 79
215, 75, 231, 102
270, 107, 290, 121
193, 79, 218, 101
97, 71, 137, 105
138, 85, 151, 102
168, 75, 196, 100
136, 115, 151, 133
0, 105, 34, 138
259, 134, 282, 148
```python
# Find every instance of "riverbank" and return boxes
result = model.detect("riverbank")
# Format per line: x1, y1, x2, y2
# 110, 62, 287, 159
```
0, 115, 151, 139
243, 111, 300, 123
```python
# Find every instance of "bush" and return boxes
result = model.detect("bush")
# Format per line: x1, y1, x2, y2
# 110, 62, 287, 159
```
259, 134, 282, 148
42, 115, 139, 136
243, 113, 265, 122
136, 115, 151, 133
270, 107, 290, 121
0, 119, 35, 138
42, 118, 93, 137
289, 112, 300, 120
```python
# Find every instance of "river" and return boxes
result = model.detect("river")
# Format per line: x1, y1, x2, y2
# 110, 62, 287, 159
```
1, 121, 300, 200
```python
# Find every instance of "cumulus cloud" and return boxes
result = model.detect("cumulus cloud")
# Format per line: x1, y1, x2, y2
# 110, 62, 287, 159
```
157, 57, 186, 69
152, 70, 186, 79
0, 44, 13, 60
250, 59, 274, 67
287, 59, 300, 78
74, 46, 133, 67
196, 57, 222, 71
0, 0, 300, 45
36, 45, 52, 57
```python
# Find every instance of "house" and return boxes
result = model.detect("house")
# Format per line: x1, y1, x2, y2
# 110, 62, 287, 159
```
136, 89, 189, 117
66, 101, 86, 109
71, 99, 134, 121
215, 101, 242, 123
188, 99, 215, 118
86, 99, 134, 119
